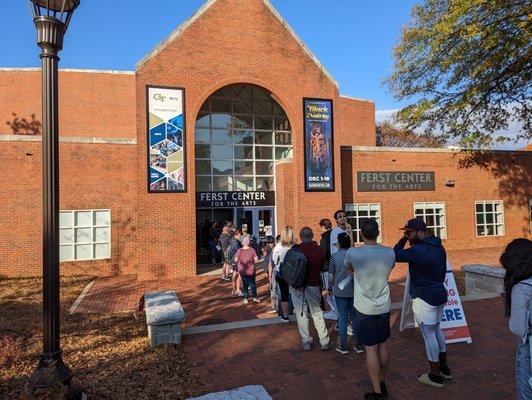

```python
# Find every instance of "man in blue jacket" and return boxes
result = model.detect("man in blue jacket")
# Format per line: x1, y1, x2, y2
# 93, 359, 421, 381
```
394, 218, 452, 389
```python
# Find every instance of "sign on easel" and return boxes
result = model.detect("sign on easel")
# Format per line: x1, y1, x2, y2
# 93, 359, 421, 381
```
399, 261, 472, 344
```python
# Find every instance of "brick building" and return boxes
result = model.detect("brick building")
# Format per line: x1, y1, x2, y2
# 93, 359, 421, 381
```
0, 0, 530, 278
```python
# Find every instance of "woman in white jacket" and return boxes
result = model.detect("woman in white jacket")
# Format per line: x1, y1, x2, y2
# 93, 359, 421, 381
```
272, 226, 296, 322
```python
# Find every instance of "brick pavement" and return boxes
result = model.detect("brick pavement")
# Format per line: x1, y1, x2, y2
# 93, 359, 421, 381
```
71, 246, 514, 399
184, 297, 515, 399
74, 246, 503, 319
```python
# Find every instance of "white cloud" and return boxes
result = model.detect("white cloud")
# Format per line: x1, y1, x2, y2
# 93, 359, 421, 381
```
375, 109, 398, 123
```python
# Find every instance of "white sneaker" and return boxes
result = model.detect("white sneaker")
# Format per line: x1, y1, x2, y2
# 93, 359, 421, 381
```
323, 310, 338, 320
347, 325, 354, 336
243, 298, 248, 304
253, 298, 260, 303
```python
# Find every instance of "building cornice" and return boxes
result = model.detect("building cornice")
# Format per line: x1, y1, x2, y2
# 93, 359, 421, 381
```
339, 95, 374, 103
0, 67, 134, 75
341, 145, 532, 155
0, 134, 136, 145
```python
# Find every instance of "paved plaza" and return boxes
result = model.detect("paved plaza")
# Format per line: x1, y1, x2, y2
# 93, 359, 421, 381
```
69, 246, 516, 399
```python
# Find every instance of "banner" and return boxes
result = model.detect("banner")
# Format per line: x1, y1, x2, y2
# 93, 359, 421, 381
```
399, 261, 472, 344
303, 98, 334, 191
147, 86, 186, 192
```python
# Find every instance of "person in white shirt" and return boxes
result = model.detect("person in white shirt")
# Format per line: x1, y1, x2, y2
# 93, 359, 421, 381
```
272, 226, 296, 323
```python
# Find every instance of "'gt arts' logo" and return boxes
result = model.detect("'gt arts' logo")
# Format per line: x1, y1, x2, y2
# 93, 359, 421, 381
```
153, 93, 166, 102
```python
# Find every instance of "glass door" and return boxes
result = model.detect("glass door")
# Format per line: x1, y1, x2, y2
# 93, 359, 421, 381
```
235, 207, 275, 247
256, 208, 275, 247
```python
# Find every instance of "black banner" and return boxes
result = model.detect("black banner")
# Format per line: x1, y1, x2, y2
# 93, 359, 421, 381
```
196, 191, 276, 208
357, 171, 435, 192
303, 98, 334, 191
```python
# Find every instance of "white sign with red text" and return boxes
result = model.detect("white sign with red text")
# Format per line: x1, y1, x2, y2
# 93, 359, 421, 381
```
441, 261, 472, 344
399, 261, 472, 344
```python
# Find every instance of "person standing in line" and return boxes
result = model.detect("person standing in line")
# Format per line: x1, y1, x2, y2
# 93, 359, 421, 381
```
500, 238, 532, 400
325, 210, 354, 320
219, 226, 232, 281
264, 236, 278, 313
234, 236, 260, 304
230, 229, 243, 296
240, 225, 251, 244
345, 219, 395, 399
394, 218, 451, 389
319, 218, 333, 271
209, 221, 221, 265
319, 218, 333, 313
330, 232, 363, 354
290, 227, 330, 351
272, 227, 296, 322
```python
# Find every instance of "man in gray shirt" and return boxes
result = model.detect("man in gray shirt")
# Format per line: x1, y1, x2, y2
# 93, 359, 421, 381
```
345, 218, 395, 400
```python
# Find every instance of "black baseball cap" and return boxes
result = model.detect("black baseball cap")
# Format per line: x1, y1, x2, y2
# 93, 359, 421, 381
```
400, 218, 427, 232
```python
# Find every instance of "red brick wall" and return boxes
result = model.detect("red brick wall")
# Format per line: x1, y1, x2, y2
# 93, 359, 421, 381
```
274, 161, 297, 231
341, 148, 532, 251
0, 140, 138, 277
0, 69, 135, 139
337, 96, 375, 147
135, 0, 346, 278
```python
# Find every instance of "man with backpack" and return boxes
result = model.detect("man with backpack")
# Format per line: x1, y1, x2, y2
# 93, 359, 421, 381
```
282, 227, 330, 351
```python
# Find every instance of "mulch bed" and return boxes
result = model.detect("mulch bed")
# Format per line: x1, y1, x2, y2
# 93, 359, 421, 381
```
0, 276, 205, 399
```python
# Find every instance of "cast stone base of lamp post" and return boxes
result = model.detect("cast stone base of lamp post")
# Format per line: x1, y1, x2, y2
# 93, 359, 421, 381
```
21, 351, 84, 399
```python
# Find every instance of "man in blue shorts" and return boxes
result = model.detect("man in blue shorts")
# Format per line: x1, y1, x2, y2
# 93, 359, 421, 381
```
345, 218, 395, 400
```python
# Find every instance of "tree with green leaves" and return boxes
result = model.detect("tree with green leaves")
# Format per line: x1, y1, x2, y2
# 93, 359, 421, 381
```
387, 0, 531, 148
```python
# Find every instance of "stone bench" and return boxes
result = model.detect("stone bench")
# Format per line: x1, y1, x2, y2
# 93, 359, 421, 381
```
145, 290, 185, 347
462, 264, 505, 295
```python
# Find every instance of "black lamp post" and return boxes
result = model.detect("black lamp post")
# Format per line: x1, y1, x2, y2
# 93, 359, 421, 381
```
23, 1, 83, 399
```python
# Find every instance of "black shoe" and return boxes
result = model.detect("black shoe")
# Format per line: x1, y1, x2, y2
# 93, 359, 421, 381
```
439, 365, 453, 380
364, 392, 386, 400
380, 381, 388, 397
353, 342, 364, 354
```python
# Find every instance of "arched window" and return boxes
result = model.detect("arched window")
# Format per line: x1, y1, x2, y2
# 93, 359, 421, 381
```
195, 84, 292, 192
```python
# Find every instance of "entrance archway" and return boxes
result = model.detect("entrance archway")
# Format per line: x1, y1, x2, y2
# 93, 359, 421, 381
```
195, 84, 293, 267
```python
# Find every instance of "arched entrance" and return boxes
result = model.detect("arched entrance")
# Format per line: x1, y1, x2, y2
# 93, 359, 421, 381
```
195, 84, 293, 265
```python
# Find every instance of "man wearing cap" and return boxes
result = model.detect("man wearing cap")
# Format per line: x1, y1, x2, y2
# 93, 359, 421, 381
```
394, 218, 452, 389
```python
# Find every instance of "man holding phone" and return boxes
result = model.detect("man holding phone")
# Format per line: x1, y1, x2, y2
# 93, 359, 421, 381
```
394, 218, 452, 389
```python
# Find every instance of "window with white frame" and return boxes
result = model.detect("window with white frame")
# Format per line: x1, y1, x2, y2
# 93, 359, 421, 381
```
414, 202, 447, 239
59, 210, 111, 261
475, 201, 505, 237
345, 203, 381, 243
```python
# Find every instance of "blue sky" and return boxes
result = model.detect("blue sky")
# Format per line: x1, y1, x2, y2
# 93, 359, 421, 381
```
1, 0, 526, 149
1, 0, 418, 111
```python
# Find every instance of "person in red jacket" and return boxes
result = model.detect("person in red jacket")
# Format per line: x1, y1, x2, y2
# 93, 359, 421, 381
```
290, 227, 330, 351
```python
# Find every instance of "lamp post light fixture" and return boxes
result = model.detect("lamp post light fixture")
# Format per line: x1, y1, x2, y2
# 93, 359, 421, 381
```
23, 1, 83, 399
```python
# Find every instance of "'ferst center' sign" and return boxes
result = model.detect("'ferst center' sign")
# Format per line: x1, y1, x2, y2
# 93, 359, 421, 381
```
197, 191, 275, 208
357, 171, 435, 192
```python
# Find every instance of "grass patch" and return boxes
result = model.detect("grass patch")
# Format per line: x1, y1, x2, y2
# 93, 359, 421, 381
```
0, 276, 205, 399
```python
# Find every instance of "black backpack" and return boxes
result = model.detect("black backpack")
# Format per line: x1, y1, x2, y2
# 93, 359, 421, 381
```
280, 247, 308, 288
